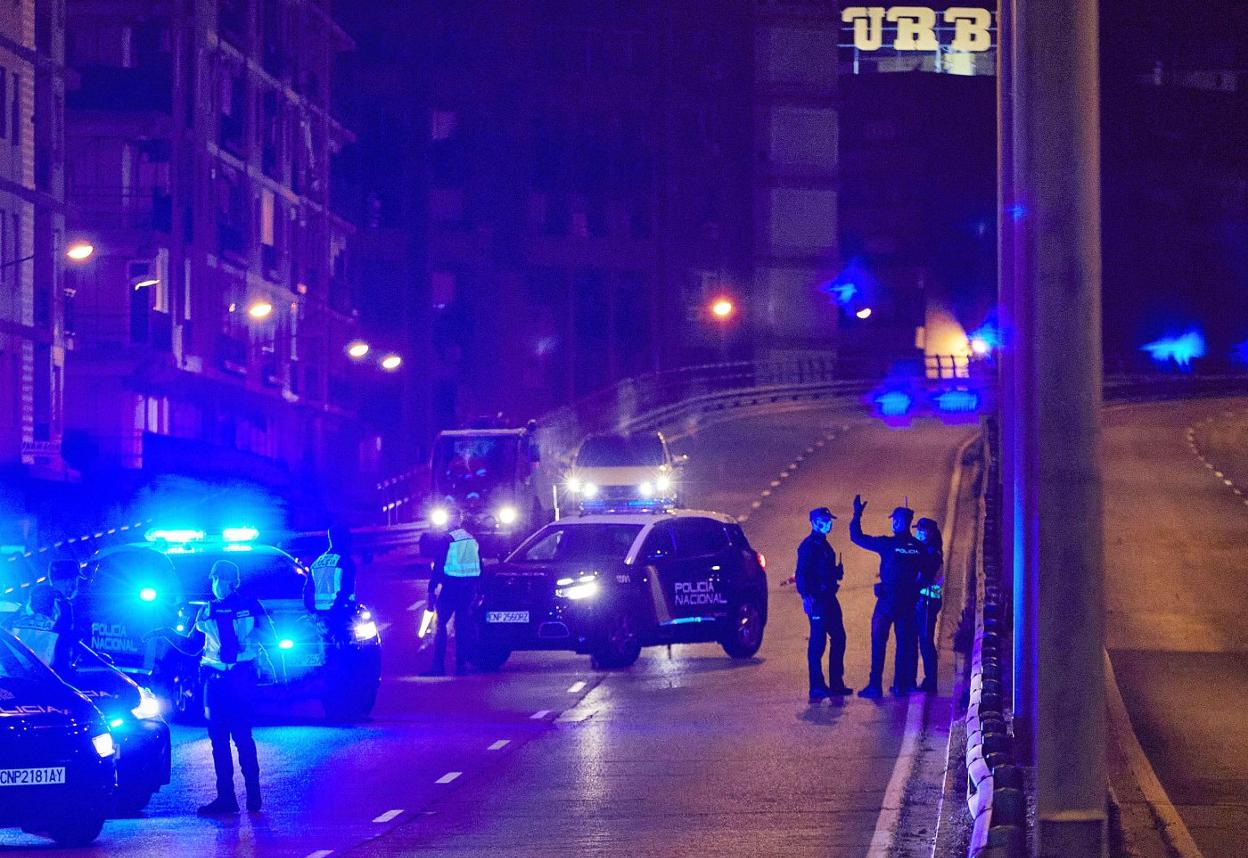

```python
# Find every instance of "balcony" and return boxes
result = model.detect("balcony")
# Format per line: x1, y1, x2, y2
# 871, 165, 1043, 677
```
71, 187, 172, 233
67, 62, 173, 113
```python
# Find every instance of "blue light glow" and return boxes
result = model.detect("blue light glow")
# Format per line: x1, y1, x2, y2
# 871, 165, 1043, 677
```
145, 528, 204, 544
1141, 330, 1205, 368
937, 390, 980, 413
661, 616, 714, 625
138, 587, 158, 602
278, 638, 295, 650
831, 283, 858, 304
109, 717, 124, 728
1233, 339, 1248, 366
875, 391, 913, 417
1008, 203, 1026, 221
222, 526, 260, 542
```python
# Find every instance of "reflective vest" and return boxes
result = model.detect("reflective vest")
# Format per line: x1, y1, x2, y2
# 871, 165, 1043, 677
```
443, 529, 482, 578
9, 614, 58, 667
196, 597, 264, 671
309, 551, 353, 609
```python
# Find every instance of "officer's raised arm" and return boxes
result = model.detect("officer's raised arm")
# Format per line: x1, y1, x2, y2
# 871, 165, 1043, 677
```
849, 495, 888, 552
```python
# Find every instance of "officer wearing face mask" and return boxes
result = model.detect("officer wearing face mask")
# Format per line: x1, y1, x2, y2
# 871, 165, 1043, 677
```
149, 560, 276, 816
795, 507, 852, 701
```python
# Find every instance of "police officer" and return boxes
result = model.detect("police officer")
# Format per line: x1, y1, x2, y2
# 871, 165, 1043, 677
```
913, 517, 944, 693
796, 507, 853, 701
422, 509, 481, 676
849, 494, 924, 698
303, 524, 357, 639
14, 560, 85, 670
6, 585, 63, 669
152, 560, 276, 815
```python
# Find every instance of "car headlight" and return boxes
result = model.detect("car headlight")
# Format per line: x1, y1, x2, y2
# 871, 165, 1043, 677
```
430, 507, 450, 528
638, 482, 654, 498
92, 733, 116, 758
497, 505, 518, 525
131, 687, 162, 720
655, 474, 672, 493
353, 620, 379, 641
556, 574, 599, 600
566, 477, 582, 494
581, 483, 599, 499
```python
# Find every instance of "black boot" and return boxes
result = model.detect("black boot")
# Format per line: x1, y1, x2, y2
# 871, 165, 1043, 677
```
197, 794, 240, 816
245, 780, 262, 812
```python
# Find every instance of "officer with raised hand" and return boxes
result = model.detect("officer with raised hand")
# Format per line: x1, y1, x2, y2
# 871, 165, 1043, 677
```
150, 560, 276, 815
422, 508, 482, 677
849, 494, 924, 698
796, 507, 853, 701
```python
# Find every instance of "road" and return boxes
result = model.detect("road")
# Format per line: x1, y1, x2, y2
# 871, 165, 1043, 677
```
1, 407, 974, 857
1104, 398, 1248, 858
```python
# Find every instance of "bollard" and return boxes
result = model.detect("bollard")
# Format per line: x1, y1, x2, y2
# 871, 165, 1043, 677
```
982, 731, 1012, 758
986, 823, 1026, 857
992, 764, 1022, 791
991, 786, 1025, 827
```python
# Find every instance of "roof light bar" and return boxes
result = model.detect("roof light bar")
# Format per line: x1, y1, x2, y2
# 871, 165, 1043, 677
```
145, 529, 205, 544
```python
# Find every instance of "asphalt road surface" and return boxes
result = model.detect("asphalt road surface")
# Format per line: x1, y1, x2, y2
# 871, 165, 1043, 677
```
1105, 398, 1248, 858
1, 407, 973, 857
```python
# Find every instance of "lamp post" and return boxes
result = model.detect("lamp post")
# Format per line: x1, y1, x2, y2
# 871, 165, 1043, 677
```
2, 239, 95, 270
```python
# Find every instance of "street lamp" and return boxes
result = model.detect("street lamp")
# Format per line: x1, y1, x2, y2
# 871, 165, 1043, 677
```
247, 301, 274, 320
380, 353, 402, 371
856, 307, 873, 319
346, 341, 370, 359
710, 298, 735, 320
65, 241, 95, 261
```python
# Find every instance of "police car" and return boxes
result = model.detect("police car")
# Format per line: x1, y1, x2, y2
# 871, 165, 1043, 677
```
471, 510, 767, 670
0, 629, 116, 846
81, 529, 382, 722
562, 431, 688, 512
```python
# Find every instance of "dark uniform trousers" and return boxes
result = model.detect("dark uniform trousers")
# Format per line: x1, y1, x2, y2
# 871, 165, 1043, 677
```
869, 601, 917, 691
807, 596, 847, 692
432, 577, 477, 670
203, 662, 260, 797
915, 596, 942, 686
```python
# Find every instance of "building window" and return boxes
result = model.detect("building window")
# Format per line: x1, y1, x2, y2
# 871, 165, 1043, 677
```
0, 68, 7, 139
11, 73, 19, 147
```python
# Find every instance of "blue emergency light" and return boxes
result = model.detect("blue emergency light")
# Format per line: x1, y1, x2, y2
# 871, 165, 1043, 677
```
222, 527, 260, 543
145, 529, 205, 544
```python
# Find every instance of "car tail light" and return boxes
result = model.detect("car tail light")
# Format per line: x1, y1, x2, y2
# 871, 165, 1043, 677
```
756, 551, 766, 569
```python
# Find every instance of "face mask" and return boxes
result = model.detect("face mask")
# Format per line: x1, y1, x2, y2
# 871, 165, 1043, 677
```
212, 579, 233, 600
916, 531, 928, 542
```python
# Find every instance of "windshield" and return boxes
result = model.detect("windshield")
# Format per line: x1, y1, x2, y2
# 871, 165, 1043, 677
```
511, 524, 643, 564
167, 551, 305, 600
576, 434, 665, 468
432, 436, 519, 497
0, 631, 50, 681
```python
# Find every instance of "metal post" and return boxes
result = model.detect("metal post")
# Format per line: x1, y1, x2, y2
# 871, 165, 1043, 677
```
1014, 0, 1106, 854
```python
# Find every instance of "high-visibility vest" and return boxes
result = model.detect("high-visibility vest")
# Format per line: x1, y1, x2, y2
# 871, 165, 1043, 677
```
196, 597, 264, 671
443, 530, 481, 578
9, 615, 58, 667
309, 552, 353, 609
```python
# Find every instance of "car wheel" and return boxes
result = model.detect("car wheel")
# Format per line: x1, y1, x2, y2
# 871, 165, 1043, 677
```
721, 596, 765, 659
45, 807, 106, 846
592, 612, 641, 669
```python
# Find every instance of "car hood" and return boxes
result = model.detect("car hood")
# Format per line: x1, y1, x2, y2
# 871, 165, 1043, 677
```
0, 676, 99, 727
491, 560, 631, 580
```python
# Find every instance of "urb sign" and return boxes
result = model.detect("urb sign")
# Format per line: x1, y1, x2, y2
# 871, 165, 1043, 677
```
841, 6, 994, 52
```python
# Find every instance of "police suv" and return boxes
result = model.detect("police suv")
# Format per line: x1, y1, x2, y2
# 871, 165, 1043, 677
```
0, 629, 116, 846
81, 529, 382, 722
471, 510, 767, 670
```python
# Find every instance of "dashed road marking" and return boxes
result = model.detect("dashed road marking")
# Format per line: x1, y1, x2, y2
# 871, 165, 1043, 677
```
488, 739, 510, 751
306, 851, 334, 858
373, 809, 404, 823
770, 480, 781, 487
761, 490, 771, 497
1224, 480, 1234, 487
750, 500, 762, 509
407, 600, 426, 612
435, 772, 462, 784
567, 681, 586, 693
531, 709, 550, 719
1214, 470, 1224, 478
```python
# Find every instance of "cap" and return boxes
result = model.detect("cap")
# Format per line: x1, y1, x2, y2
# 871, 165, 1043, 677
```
891, 506, 915, 525
49, 559, 83, 581
809, 507, 837, 523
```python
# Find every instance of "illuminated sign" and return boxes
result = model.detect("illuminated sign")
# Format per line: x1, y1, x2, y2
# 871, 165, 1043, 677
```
841, 6, 994, 52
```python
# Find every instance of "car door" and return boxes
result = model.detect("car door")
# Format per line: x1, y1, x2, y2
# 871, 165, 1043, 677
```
666, 518, 733, 625
635, 523, 680, 627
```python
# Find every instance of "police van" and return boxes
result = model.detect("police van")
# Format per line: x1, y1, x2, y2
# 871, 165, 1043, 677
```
471, 510, 767, 670
0, 629, 116, 846
81, 529, 381, 722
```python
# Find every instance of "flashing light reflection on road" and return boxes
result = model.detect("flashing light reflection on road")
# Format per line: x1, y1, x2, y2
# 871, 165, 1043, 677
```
1142, 330, 1205, 369
875, 391, 912, 417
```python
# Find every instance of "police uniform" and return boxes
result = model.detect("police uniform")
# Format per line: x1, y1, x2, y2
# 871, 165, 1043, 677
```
915, 542, 944, 691
304, 546, 357, 642
795, 530, 848, 696
8, 583, 74, 671
7, 611, 59, 667
850, 510, 924, 694
194, 591, 273, 811
429, 527, 481, 674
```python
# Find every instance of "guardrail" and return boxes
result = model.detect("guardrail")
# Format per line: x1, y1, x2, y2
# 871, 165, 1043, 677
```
964, 418, 1025, 858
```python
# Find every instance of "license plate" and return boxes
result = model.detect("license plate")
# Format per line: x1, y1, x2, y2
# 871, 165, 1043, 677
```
299, 654, 324, 668
0, 767, 66, 787
485, 611, 529, 624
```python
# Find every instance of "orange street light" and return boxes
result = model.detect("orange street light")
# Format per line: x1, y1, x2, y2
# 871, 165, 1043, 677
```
247, 301, 274, 320
65, 241, 95, 261
710, 298, 735, 320
347, 341, 371, 359
856, 307, 873, 320
380, 354, 402, 371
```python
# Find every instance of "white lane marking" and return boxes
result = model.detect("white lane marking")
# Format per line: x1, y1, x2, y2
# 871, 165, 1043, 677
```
407, 600, 426, 612
1214, 470, 1224, 478
436, 771, 462, 784
779, 471, 790, 478
1234, 488, 1243, 496
761, 490, 772, 497
531, 709, 550, 719
373, 809, 404, 823
488, 739, 510, 751
306, 851, 333, 858
1224, 480, 1235, 487
750, 500, 762, 509
769, 480, 781, 487
567, 681, 587, 693
868, 693, 926, 855
1104, 652, 1205, 858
